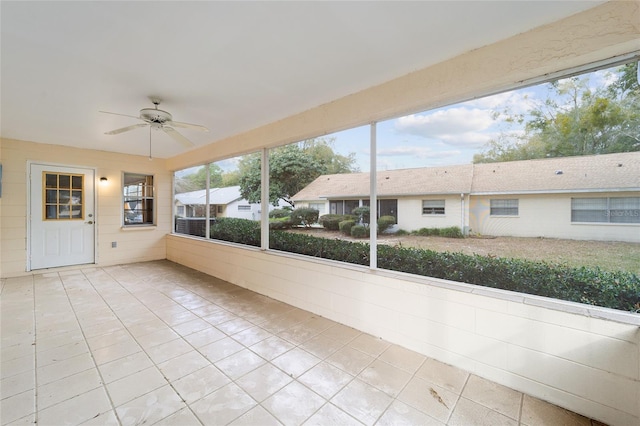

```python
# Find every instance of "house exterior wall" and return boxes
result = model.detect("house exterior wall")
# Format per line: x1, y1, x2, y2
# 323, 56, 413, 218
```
167, 235, 640, 426
0, 138, 171, 277
469, 192, 640, 243
395, 195, 466, 231
226, 199, 260, 220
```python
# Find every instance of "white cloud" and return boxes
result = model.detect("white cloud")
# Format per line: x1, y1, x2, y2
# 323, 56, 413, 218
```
395, 107, 493, 137
438, 132, 491, 148
377, 145, 460, 159
465, 90, 535, 115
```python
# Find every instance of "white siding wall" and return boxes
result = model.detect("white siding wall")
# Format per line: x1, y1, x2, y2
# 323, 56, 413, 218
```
469, 193, 640, 243
398, 195, 465, 232
295, 201, 329, 217
226, 199, 260, 220
167, 236, 640, 426
0, 139, 171, 277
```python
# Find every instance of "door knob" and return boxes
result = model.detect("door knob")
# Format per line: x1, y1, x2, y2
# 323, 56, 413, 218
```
86, 221, 94, 225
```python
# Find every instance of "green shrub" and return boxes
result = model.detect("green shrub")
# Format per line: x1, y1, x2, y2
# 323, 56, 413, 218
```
412, 226, 463, 238
269, 231, 369, 266
413, 227, 438, 236
339, 220, 356, 236
352, 206, 370, 226
211, 220, 640, 312
376, 244, 639, 312
290, 207, 319, 228
378, 216, 396, 234
351, 225, 370, 238
210, 217, 261, 247
319, 214, 355, 230
269, 217, 293, 230
440, 226, 463, 238
395, 229, 409, 236
269, 208, 291, 219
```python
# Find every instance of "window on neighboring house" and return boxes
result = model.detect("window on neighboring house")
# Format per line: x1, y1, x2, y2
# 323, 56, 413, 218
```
330, 200, 360, 215
238, 205, 251, 211
490, 199, 518, 216
176, 205, 185, 216
123, 173, 154, 226
217, 205, 223, 214
423, 200, 445, 215
572, 197, 640, 223
309, 202, 326, 215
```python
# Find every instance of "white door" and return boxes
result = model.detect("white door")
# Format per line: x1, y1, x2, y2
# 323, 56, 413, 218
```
29, 163, 95, 270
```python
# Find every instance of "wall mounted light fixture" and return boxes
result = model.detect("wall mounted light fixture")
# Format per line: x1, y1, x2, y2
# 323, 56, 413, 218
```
100, 177, 108, 184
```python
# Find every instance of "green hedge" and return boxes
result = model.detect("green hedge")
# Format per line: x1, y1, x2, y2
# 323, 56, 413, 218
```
270, 231, 370, 266
378, 216, 396, 234
351, 225, 370, 238
208, 219, 639, 312
319, 214, 355, 230
339, 220, 356, 236
269, 208, 291, 219
413, 226, 464, 238
377, 245, 639, 312
269, 217, 293, 230
210, 217, 261, 247
290, 207, 319, 227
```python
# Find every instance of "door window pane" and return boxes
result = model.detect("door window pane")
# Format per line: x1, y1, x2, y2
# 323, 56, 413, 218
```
43, 172, 84, 220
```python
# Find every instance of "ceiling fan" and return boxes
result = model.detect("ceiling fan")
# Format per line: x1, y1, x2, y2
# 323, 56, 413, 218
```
100, 99, 209, 148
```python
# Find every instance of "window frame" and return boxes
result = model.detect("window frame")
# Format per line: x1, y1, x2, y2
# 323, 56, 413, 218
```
490, 199, 519, 216
571, 197, 640, 224
122, 172, 155, 227
422, 199, 445, 216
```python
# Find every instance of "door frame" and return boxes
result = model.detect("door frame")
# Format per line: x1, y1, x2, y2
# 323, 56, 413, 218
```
26, 161, 98, 271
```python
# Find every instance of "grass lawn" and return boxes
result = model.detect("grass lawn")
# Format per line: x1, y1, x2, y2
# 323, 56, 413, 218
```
288, 228, 640, 274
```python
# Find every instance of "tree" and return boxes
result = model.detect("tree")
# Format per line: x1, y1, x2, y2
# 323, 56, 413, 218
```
302, 137, 359, 174
474, 62, 639, 163
174, 164, 224, 193
238, 138, 358, 207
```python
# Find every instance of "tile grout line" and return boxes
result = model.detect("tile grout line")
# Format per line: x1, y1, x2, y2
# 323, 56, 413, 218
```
58, 270, 122, 425
88, 264, 470, 425
446, 370, 472, 425
98, 266, 228, 425
518, 391, 525, 426
87, 267, 192, 425
31, 274, 39, 426
131, 273, 357, 424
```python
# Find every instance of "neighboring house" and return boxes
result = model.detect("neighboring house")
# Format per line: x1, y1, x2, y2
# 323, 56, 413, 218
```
175, 186, 261, 221
292, 152, 640, 243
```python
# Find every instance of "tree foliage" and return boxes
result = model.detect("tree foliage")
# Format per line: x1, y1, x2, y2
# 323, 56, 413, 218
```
175, 164, 243, 194
175, 164, 224, 193
239, 137, 358, 207
474, 62, 640, 163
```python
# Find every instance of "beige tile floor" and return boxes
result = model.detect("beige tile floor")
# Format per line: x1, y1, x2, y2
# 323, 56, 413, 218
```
1, 260, 605, 426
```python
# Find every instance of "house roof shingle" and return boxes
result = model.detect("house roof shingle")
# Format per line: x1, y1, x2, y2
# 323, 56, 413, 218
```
292, 152, 640, 201
471, 152, 640, 194
292, 163, 473, 200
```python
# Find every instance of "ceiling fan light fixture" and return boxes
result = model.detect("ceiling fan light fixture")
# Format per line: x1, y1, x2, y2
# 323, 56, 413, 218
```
100, 99, 209, 150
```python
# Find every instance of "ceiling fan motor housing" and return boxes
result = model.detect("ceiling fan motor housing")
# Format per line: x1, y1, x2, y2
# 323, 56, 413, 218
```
140, 108, 172, 124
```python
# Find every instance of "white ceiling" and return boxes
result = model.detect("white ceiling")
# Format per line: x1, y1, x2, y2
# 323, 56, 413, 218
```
1, 1, 604, 159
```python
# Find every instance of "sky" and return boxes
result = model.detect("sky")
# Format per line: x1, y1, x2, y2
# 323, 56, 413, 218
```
180, 63, 625, 176
325, 65, 619, 172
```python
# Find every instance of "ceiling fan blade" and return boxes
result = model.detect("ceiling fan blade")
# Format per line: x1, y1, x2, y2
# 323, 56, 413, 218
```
99, 110, 143, 121
105, 123, 148, 135
163, 126, 194, 147
166, 120, 209, 132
